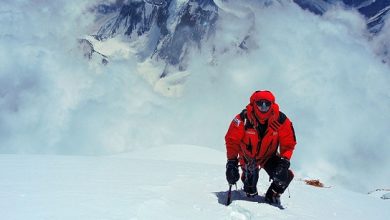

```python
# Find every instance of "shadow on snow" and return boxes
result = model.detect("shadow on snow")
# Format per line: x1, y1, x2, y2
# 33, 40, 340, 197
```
214, 189, 285, 210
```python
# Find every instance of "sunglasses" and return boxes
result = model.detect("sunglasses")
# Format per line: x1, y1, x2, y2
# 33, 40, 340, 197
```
255, 99, 272, 113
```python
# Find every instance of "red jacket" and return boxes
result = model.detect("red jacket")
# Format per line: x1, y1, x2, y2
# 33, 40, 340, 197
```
225, 104, 296, 168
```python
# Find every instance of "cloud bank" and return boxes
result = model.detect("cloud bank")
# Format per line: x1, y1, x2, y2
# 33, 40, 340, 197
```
0, 0, 389, 191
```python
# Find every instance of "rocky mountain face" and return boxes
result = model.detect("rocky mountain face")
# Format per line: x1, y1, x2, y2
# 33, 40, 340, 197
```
88, 0, 218, 76
83, 0, 390, 74
293, 0, 390, 34
361, 0, 390, 33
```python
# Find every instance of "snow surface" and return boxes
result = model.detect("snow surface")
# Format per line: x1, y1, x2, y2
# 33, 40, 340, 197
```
382, 192, 390, 200
0, 145, 388, 220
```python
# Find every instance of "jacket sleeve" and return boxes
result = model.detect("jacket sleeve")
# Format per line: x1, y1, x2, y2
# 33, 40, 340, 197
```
278, 117, 297, 160
225, 114, 245, 160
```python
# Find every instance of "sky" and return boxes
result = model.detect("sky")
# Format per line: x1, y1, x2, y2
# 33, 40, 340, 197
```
0, 0, 390, 193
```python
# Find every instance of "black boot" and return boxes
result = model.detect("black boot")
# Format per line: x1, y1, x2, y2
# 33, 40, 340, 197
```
242, 167, 259, 197
265, 185, 281, 205
244, 184, 258, 197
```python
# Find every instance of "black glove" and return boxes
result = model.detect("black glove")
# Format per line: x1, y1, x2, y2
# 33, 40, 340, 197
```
226, 159, 239, 185
273, 157, 290, 184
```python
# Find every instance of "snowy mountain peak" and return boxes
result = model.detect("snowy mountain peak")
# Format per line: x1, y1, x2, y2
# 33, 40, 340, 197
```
95, 1, 165, 40
88, 0, 390, 71
80, 0, 390, 97
92, 0, 218, 76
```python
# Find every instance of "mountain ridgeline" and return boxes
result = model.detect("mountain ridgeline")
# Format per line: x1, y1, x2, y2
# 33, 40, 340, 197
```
90, 0, 218, 75
293, 0, 390, 33
85, 0, 390, 75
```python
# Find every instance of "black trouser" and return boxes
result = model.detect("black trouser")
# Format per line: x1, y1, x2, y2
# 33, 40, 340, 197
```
241, 155, 294, 194
263, 155, 294, 194
241, 158, 259, 195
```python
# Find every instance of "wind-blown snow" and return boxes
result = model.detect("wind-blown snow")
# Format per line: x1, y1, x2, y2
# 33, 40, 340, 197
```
0, 0, 389, 198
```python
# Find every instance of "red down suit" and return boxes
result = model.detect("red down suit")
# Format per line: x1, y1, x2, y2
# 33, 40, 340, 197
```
225, 100, 296, 168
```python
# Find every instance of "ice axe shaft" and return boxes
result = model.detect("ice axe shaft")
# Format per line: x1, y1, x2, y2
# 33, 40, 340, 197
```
226, 184, 233, 206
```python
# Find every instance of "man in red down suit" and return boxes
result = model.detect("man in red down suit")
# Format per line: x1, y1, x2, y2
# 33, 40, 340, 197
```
225, 90, 296, 205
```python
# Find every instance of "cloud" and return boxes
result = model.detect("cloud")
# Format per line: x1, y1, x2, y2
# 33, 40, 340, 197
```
0, 0, 389, 191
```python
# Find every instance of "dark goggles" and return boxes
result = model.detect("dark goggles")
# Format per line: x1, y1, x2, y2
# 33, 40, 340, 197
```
255, 99, 272, 113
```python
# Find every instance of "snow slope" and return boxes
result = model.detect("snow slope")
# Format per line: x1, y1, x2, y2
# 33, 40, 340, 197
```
0, 145, 388, 220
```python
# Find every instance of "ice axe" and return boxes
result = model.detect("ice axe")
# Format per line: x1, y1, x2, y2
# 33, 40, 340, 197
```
226, 184, 236, 206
